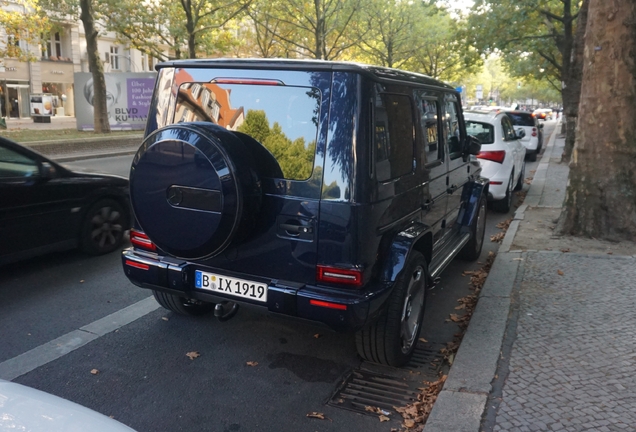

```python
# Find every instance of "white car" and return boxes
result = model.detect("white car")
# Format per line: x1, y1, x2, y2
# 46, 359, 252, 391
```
0, 379, 136, 432
465, 110, 526, 213
505, 110, 544, 161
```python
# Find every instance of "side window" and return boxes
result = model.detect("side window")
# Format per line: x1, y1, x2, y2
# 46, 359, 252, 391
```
501, 116, 516, 141
375, 93, 415, 182
419, 98, 443, 165
0, 146, 39, 178
443, 100, 463, 159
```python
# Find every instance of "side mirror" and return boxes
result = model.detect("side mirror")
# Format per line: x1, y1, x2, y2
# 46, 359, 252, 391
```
466, 135, 481, 156
516, 129, 526, 139
39, 161, 56, 179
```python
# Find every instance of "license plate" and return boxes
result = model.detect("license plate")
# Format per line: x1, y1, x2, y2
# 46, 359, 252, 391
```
194, 270, 267, 302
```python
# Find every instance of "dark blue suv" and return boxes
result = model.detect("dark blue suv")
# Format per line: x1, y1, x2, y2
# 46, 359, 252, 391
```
122, 59, 487, 366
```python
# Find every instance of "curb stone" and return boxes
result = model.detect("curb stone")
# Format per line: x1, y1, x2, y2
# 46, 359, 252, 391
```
423, 121, 561, 432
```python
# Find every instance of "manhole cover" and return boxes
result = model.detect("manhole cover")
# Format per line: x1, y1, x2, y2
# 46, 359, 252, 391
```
404, 342, 446, 373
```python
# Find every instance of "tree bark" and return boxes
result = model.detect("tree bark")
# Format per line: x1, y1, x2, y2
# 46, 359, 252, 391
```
557, 0, 636, 241
80, 0, 110, 133
561, 0, 590, 162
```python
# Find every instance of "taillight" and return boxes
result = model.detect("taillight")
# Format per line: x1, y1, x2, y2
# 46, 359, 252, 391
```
130, 229, 156, 251
316, 265, 363, 287
532, 127, 537, 137
476, 150, 506, 164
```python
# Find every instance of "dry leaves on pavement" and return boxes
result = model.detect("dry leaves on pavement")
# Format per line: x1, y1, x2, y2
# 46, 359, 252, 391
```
246, 361, 258, 367
186, 351, 200, 360
306, 412, 331, 421
393, 375, 448, 431
90, 369, 99, 375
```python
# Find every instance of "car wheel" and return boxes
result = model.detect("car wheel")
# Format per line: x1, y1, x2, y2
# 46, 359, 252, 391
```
356, 252, 427, 367
457, 193, 487, 261
80, 198, 128, 255
514, 162, 525, 191
527, 150, 537, 162
491, 173, 513, 213
152, 290, 214, 316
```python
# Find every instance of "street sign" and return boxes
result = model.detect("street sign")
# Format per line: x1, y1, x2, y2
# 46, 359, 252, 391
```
476, 84, 483, 91
476, 90, 483, 99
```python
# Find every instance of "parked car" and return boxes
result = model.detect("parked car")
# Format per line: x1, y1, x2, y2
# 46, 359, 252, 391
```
0, 136, 130, 265
533, 108, 553, 120
465, 110, 526, 213
0, 379, 135, 431
505, 110, 544, 161
122, 59, 488, 367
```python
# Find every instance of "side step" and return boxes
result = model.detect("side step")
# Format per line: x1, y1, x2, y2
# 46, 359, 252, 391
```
429, 233, 470, 279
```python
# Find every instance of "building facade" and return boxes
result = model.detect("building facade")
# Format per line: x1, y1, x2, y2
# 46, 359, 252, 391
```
1, 13, 162, 119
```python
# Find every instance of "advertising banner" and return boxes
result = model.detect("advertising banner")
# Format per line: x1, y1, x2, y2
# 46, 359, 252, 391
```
74, 72, 157, 131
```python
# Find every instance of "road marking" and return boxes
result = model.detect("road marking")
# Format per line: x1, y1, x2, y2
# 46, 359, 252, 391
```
0, 296, 159, 381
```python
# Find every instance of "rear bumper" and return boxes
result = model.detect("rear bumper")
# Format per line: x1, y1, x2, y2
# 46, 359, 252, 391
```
122, 249, 393, 332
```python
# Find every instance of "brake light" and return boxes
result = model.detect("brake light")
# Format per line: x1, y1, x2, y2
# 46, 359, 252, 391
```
130, 229, 156, 251
212, 78, 282, 86
476, 150, 506, 164
316, 265, 363, 287
309, 299, 348, 310
532, 128, 537, 137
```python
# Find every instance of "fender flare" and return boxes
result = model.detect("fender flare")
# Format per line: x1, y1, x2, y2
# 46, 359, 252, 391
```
381, 222, 434, 284
458, 177, 489, 233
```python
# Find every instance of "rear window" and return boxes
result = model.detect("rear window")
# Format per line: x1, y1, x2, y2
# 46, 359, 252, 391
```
174, 81, 319, 181
507, 113, 535, 126
466, 121, 494, 144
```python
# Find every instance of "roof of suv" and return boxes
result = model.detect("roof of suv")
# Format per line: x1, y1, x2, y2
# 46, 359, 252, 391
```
464, 110, 503, 122
156, 58, 455, 90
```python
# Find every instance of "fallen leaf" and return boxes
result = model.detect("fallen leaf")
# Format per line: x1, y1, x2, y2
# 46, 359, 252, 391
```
607, 251, 613, 255
449, 314, 462, 322
557, 270, 564, 276
379, 415, 390, 422
186, 351, 200, 360
306, 412, 326, 420
313, 333, 321, 339
404, 418, 416, 428
80, 280, 84, 283
246, 361, 258, 367
337, 398, 344, 404
418, 338, 428, 343
161, 317, 169, 321
90, 369, 99, 375
560, 248, 570, 253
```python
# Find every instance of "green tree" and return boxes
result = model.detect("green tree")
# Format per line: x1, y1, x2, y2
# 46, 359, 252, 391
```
0, 0, 50, 61
248, 0, 363, 60
467, 0, 586, 160
238, 110, 271, 143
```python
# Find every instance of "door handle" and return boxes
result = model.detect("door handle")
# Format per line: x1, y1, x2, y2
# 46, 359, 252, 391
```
422, 199, 434, 211
280, 223, 313, 234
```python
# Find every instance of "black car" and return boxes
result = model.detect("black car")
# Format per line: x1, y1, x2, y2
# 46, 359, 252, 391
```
122, 59, 487, 366
0, 136, 130, 265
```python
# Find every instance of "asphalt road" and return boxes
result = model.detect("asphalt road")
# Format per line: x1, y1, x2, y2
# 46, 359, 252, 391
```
0, 121, 556, 432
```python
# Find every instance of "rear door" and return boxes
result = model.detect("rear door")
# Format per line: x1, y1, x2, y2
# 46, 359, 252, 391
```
137, 67, 331, 286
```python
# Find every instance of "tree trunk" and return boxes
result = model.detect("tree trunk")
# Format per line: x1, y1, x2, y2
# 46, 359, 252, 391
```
557, 0, 636, 241
561, 0, 590, 162
80, 0, 110, 134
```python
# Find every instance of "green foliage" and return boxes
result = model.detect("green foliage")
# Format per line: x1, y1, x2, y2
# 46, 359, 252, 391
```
0, 0, 51, 61
238, 110, 316, 180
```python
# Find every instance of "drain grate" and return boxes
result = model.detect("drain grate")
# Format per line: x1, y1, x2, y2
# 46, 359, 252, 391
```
329, 369, 421, 416
404, 342, 446, 373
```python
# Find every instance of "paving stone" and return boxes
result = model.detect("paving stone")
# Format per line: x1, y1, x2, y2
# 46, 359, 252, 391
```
491, 253, 636, 431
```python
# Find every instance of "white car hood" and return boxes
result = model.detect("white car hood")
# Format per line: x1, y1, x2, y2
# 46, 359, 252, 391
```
0, 380, 135, 432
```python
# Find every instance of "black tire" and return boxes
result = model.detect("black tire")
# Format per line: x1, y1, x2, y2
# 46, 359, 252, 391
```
457, 193, 487, 261
514, 162, 525, 191
527, 150, 537, 162
491, 173, 513, 213
152, 290, 214, 316
80, 198, 128, 255
356, 252, 428, 367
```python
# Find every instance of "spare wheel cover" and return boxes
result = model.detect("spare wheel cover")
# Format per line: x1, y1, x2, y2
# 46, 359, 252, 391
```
131, 123, 252, 259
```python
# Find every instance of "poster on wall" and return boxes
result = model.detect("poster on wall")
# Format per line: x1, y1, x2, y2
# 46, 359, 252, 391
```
74, 72, 157, 131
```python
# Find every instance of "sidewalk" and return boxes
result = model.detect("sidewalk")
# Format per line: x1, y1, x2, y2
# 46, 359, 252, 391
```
425, 122, 636, 431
